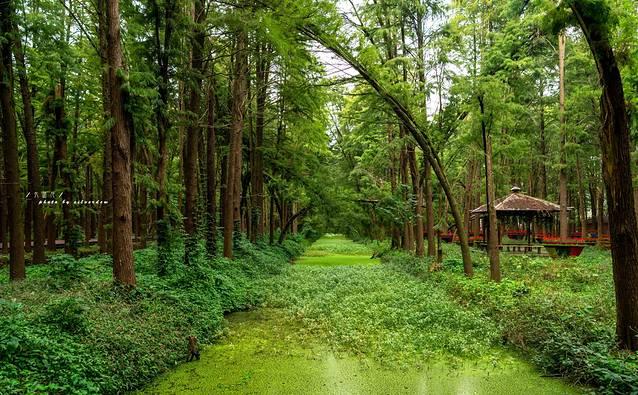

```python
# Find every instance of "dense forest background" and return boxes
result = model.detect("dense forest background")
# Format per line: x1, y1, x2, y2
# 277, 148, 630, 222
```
2, 0, 638, 392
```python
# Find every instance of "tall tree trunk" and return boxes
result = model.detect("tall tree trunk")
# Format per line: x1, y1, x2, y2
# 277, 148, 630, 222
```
399, 23, 413, 252
414, 10, 434, 257
479, 95, 500, 282
538, 81, 548, 200
223, 31, 248, 259
589, 176, 597, 221
46, 88, 65, 254
46, 158, 57, 251
153, 0, 176, 256
139, 186, 147, 248
137, 147, 150, 249
464, 157, 478, 239
178, 82, 185, 213
84, 165, 92, 246
408, 147, 424, 257
52, 83, 76, 256
206, 83, 217, 257
558, 31, 569, 241
399, 127, 412, 251
220, 149, 227, 237
183, 0, 205, 264
597, 180, 604, 244
106, 0, 135, 286
0, 150, 7, 255
424, 157, 435, 256
251, 43, 269, 242
388, 124, 400, 249
0, 0, 25, 280
97, 0, 112, 254
571, 2, 638, 351
13, 31, 45, 263
576, 154, 587, 237
269, 194, 275, 245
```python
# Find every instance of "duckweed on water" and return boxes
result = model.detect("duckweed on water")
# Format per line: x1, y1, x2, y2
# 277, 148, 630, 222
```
262, 264, 500, 366
143, 235, 583, 394
142, 309, 582, 395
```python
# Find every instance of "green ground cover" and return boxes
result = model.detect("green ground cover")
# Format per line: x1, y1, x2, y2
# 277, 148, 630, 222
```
295, 254, 378, 266
0, 235, 307, 394
145, 235, 581, 394
302, 233, 387, 256
143, 309, 579, 395
383, 243, 638, 394
263, 263, 499, 365
4, 234, 633, 394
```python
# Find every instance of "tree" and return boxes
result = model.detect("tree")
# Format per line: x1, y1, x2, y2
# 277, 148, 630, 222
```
12, 23, 46, 264
300, 25, 474, 276
152, 0, 177, 261
568, 0, 638, 350
0, 0, 26, 281
206, 81, 218, 257
478, 94, 501, 282
106, 0, 135, 286
250, 40, 271, 242
223, 29, 248, 259
184, 0, 206, 263
558, 30, 569, 241
97, 0, 113, 254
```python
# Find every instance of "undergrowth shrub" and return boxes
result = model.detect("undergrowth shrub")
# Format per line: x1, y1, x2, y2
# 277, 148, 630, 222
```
0, 300, 104, 394
41, 297, 90, 335
0, 234, 307, 394
301, 225, 322, 243
46, 254, 91, 289
383, 249, 638, 394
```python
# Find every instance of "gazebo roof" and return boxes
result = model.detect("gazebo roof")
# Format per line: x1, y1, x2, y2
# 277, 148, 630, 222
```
471, 186, 562, 216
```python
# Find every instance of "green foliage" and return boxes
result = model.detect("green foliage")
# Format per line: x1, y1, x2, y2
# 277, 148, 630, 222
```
46, 254, 92, 290
0, 238, 307, 394
300, 224, 322, 243
0, 300, 103, 394
384, 248, 638, 394
262, 238, 500, 367
305, 234, 376, 255
41, 297, 90, 335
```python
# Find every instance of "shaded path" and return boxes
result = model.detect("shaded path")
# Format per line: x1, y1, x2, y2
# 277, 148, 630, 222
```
142, 235, 582, 394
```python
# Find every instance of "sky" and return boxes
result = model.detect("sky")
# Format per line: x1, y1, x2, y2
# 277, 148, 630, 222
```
312, 0, 452, 119
312, 0, 359, 81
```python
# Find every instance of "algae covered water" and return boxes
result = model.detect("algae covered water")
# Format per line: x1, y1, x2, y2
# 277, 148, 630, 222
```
142, 309, 581, 394
142, 236, 582, 394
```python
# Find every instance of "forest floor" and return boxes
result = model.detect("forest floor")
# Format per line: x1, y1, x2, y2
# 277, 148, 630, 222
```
142, 235, 582, 394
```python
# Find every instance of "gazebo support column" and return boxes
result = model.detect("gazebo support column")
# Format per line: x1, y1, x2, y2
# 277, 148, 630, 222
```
527, 217, 532, 246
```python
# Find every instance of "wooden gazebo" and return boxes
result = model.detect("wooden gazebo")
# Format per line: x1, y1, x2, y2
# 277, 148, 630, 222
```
471, 186, 564, 249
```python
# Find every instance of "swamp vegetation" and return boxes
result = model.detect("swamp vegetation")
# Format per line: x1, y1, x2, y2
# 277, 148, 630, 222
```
143, 235, 582, 394
1, 0, 638, 393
